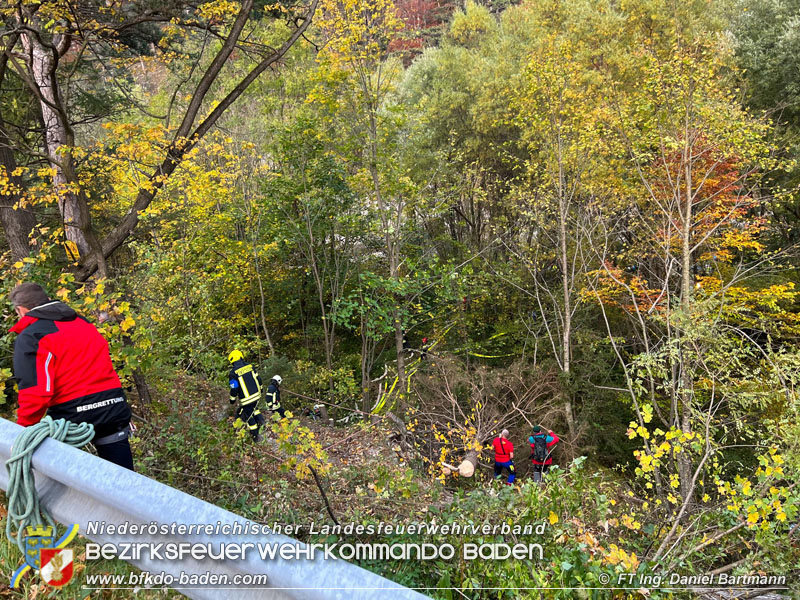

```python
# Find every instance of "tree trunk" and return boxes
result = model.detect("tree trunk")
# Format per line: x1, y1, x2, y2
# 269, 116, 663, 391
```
393, 313, 406, 396
0, 116, 35, 260
132, 369, 153, 405
252, 215, 276, 356
318, 404, 330, 424
21, 31, 86, 255
367, 161, 406, 405
678, 144, 695, 502
18, 25, 107, 276
361, 312, 373, 414
559, 187, 576, 442
555, 128, 576, 443
304, 215, 336, 398
361, 359, 371, 414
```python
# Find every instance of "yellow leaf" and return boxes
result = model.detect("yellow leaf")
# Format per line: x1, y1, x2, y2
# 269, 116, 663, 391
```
65, 240, 80, 260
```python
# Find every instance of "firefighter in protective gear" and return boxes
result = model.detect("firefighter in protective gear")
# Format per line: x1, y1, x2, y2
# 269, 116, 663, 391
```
265, 374, 286, 419
227, 350, 265, 441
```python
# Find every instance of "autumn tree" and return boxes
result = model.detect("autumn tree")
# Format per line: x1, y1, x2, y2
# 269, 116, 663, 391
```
312, 0, 415, 408
1, 0, 319, 278
589, 33, 788, 513
389, 0, 455, 63
504, 12, 613, 442
730, 0, 800, 245
267, 115, 364, 396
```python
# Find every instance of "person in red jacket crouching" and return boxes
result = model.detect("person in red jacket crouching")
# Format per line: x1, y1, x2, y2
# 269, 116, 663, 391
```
9, 283, 134, 470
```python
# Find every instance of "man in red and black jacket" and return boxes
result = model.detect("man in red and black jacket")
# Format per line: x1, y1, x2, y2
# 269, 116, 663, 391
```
9, 283, 134, 470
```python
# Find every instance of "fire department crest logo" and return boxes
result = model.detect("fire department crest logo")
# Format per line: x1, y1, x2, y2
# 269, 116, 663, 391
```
23, 525, 54, 569
11, 523, 79, 589
40, 548, 74, 587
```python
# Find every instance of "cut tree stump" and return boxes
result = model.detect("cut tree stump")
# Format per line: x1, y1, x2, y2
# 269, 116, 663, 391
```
443, 451, 479, 477
457, 450, 479, 477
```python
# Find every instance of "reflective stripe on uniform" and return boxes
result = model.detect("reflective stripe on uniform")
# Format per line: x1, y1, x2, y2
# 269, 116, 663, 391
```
240, 370, 253, 397
44, 352, 53, 392
233, 363, 262, 405
240, 392, 261, 405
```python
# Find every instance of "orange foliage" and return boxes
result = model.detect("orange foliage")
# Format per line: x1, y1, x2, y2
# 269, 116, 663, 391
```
650, 148, 766, 263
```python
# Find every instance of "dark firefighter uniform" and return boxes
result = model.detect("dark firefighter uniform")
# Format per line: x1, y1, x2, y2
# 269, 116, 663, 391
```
265, 377, 286, 418
228, 358, 265, 441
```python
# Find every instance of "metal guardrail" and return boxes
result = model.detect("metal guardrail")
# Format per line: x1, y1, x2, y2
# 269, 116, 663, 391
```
0, 418, 430, 599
